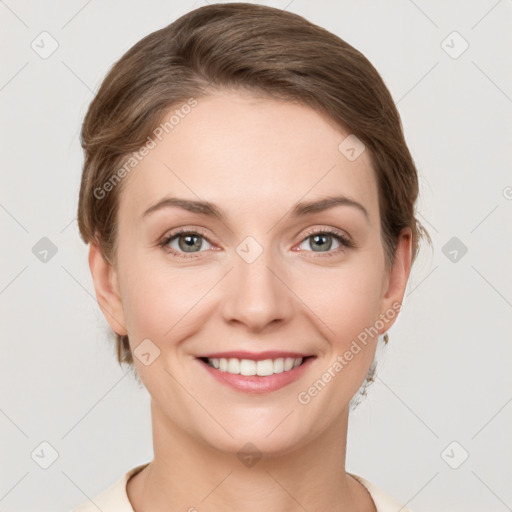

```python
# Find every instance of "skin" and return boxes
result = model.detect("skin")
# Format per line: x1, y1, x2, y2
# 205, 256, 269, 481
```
89, 90, 412, 512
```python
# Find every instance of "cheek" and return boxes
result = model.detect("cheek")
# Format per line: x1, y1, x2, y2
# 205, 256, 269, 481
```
298, 258, 385, 345
119, 256, 210, 345
336, 278, 382, 340
119, 236, 386, 353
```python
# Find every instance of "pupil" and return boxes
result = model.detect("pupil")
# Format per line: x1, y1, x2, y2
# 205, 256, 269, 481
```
312, 234, 332, 252
180, 234, 201, 252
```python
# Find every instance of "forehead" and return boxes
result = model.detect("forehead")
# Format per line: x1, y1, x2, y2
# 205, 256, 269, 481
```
118, 91, 379, 225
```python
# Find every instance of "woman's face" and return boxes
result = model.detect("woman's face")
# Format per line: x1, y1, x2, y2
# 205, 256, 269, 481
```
91, 90, 411, 455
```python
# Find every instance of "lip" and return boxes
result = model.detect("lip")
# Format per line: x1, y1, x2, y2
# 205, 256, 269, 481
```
195, 355, 316, 394
196, 350, 312, 361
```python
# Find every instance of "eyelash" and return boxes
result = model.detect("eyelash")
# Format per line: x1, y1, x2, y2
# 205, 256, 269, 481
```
158, 227, 354, 260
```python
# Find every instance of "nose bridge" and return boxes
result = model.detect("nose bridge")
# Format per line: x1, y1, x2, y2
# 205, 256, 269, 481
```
221, 236, 293, 330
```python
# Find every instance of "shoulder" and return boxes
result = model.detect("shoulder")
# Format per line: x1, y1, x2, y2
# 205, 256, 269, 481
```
348, 472, 414, 512
71, 465, 411, 512
70, 463, 150, 512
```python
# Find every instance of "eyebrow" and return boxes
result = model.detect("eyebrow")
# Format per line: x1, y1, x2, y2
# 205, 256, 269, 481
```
141, 194, 369, 222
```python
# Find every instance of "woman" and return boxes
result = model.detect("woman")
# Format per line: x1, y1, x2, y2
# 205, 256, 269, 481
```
73, 3, 429, 511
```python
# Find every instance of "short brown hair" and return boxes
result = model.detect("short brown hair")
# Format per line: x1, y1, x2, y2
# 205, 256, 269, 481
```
77, 2, 430, 368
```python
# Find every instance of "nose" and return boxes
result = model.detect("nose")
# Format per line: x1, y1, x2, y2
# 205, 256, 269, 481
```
220, 246, 294, 332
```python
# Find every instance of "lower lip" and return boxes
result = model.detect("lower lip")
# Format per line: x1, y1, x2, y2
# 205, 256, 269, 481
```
197, 357, 315, 394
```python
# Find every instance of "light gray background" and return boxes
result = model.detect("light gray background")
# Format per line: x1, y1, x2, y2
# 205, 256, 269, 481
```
1, 1, 511, 511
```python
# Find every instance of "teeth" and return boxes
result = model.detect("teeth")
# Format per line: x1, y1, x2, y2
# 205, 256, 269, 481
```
207, 357, 304, 376
284, 358, 294, 371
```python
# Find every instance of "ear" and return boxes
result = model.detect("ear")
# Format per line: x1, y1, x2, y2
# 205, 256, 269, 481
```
88, 242, 128, 336
378, 227, 413, 334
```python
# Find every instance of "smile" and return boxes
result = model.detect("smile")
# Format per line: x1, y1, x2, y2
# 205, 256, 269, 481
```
195, 352, 316, 394
204, 356, 304, 376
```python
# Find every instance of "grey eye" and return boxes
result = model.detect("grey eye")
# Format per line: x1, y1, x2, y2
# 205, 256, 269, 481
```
299, 233, 342, 252
168, 233, 212, 253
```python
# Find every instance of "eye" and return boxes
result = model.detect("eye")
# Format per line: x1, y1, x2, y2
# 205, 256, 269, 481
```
159, 229, 213, 258
159, 227, 354, 260
297, 228, 354, 257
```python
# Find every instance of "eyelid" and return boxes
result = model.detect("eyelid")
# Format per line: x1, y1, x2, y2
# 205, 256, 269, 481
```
159, 227, 215, 252
299, 225, 354, 247
159, 225, 355, 258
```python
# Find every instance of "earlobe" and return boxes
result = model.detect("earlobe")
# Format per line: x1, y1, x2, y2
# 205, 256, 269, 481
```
88, 243, 128, 336
379, 228, 413, 333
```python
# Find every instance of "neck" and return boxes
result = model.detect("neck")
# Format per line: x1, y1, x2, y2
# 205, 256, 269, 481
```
127, 398, 373, 512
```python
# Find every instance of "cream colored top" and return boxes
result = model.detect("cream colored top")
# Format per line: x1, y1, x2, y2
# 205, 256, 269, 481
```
72, 463, 413, 512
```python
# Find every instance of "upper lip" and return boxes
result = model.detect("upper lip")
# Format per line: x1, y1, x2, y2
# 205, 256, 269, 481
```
196, 351, 314, 361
